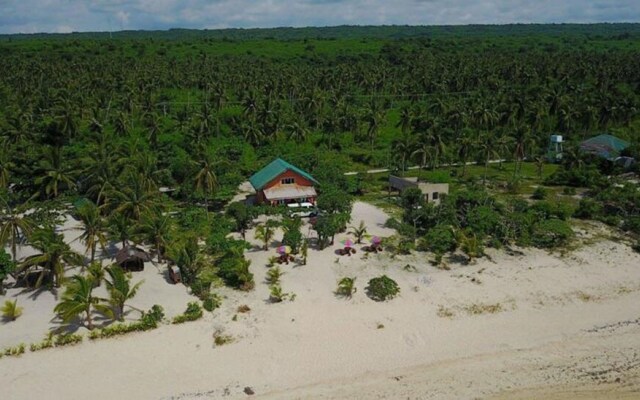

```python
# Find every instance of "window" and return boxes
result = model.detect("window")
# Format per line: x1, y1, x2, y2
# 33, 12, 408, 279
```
432, 192, 439, 200
281, 177, 295, 185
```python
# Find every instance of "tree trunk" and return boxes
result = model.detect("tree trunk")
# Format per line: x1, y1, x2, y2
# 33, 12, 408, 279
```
86, 308, 94, 330
11, 236, 17, 262
483, 158, 489, 186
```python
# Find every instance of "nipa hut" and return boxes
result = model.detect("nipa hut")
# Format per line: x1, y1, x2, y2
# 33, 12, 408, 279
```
115, 246, 150, 271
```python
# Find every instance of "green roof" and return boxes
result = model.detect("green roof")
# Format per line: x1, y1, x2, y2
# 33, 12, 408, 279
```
249, 158, 318, 190
580, 134, 630, 160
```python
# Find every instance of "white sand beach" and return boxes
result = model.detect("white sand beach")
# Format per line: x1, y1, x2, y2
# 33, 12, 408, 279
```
1, 202, 640, 399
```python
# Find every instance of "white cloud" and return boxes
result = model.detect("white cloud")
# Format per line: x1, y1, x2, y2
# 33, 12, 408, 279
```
0, 0, 638, 34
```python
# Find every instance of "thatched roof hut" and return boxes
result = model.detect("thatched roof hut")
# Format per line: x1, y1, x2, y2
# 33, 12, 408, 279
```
115, 246, 150, 271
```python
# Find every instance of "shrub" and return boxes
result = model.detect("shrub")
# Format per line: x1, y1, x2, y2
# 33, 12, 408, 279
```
622, 217, 640, 234
54, 334, 83, 347
139, 304, 165, 328
532, 219, 574, 248
266, 266, 284, 285
531, 187, 547, 200
1, 299, 23, 321
269, 284, 294, 303
0, 249, 16, 295
466, 205, 501, 237
574, 198, 603, 219
89, 304, 165, 340
172, 302, 203, 324
366, 275, 400, 301
281, 218, 303, 253
217, 251, 254, 291
202, 293, 222, 312
419, 224, 457, 265
530, 201, 574, 220
30, 336, 54, 352
3, 343, 26, 357
563, 186, 577, 195
336, 277, 357, 298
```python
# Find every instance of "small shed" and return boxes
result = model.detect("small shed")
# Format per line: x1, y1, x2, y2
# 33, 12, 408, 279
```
580, 134, 630, 161
389, 175, 449, 205
115, 246, 150, 271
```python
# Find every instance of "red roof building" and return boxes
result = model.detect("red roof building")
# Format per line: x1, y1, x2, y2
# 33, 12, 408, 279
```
249, 158, 318, 205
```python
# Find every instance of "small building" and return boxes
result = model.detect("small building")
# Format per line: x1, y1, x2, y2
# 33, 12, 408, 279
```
388, 175, 449, 205
115, 246, 150, 271
580, 134, 630, 161
249, 158, 319, 206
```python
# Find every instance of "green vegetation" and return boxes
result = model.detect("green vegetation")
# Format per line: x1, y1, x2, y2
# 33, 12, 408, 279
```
1, 299, 23, 321
266, 266, 284, 285
269, 284, 295, 303
105, 265, 144, 321
366, 275, 400, 301
0, 248, 16, 294
172, 302, 204, 324
418, 224, 457, 266
89, 305, 165, 339
336, 277, 357, 299
348, 221, 368, 244
0, 24, 638, 349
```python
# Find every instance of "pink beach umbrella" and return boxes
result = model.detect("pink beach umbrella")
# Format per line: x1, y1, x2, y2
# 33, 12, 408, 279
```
276, 245, 292, 255
341, 239, 354, 248
371, 236, 382, 245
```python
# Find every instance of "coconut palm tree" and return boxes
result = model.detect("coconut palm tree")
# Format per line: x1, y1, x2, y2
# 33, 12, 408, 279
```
411, 142, 433, 170
391, 134, 415, 174
107, 175, 159, 221
105, 264, 143, 321
477, 132, 501, 186
19, 227, 83, 288
76, 200, 107, 264
54, 274, 111, 330
0, 199, 34, 262
0, 143, 15, 189
255, 221, 277, 251
137, 212, 172, 263
455, 128, 476, 177
193, 152, 221, 216
286, 119, 309, 143
107, 213, 132, 248
348, 220, 368, 244
34, 146, 76, 199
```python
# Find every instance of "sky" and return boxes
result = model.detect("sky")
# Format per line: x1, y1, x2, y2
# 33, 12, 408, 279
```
0, 0, 638, 34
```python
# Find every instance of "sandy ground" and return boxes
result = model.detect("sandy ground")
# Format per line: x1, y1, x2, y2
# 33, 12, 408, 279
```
0, 213, 196, 346
1, 202, 640, 399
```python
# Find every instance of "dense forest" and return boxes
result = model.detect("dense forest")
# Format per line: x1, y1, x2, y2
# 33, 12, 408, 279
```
1, 24, 639, 207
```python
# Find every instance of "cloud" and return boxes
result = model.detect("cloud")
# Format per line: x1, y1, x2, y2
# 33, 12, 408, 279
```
0, 0, 638, 34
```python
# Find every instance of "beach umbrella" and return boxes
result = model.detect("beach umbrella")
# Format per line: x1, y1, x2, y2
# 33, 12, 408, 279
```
276, 245, 291, 254
341, 239, 354, 248
371, 236, 382, 245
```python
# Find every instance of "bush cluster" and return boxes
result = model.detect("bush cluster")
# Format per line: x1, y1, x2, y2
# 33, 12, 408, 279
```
53, 334, 84, 347
366, 275, 400, 301
88, 305, 164, 340
404, 188, 575, 261
574, 182, 640, 234
172, 302, 203, 324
